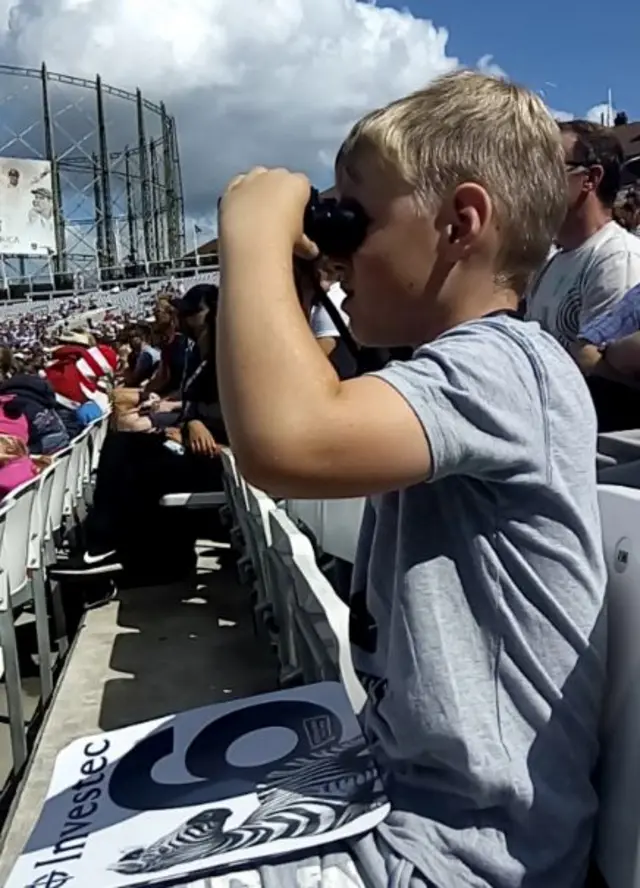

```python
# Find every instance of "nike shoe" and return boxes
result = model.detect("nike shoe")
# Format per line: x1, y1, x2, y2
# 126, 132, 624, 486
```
49, 549, 123, 577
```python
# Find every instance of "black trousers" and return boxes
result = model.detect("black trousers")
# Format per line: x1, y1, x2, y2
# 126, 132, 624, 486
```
86, 432, 223, 573
588, 377, 640, 433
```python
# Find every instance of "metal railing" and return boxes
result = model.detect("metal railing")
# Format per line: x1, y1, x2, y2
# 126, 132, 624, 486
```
0, 256, 219, 303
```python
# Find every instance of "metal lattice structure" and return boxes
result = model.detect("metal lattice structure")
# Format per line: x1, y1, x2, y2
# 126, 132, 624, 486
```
0, 63, 185, 282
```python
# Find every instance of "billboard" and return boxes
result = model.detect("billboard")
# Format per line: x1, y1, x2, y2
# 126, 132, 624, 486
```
0, 157, 56, 257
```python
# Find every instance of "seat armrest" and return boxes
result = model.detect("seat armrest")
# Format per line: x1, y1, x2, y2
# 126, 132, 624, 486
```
160, 492, 226, 509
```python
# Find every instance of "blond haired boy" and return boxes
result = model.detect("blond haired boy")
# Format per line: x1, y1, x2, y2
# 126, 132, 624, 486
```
217, 72, 607, 887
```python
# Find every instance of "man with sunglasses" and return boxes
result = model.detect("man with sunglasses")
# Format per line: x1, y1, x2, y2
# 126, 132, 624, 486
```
526, 121, 640, 365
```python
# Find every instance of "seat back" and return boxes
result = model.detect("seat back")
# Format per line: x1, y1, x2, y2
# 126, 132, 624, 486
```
230, 460, 252, 550
88, 412, 110, 473
595, 485, 640, 888
285, 498, 365, 564
286, 499, 324, 547
1, 475, 40, 599
267, 508, 364, 711
0, 498, 11, 613
46, 446, 73, 538
220, 449, 248, 527
243, 483, 277, 612
261, 507, 308, 682
220, 448, 240, 520
598, 430, 640, 467
0, 495, 28, 768
320, 498, 365, 564
64, 429, 90, 515
76, 429, 93, 501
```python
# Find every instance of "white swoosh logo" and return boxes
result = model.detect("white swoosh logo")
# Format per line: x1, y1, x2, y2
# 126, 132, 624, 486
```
83, 551, 116, 565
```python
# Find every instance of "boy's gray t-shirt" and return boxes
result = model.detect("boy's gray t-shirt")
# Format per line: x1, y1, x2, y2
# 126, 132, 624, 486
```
348, 316, 607, 888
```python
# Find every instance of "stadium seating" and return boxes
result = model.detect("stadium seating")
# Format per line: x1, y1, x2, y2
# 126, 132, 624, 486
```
220, 450, 365, 710
594, 485, 640, 888
0, 412, 110, 779
287, 496, 364, 564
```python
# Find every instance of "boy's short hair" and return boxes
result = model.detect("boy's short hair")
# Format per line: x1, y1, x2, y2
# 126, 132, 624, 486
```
336, 70, 567, 293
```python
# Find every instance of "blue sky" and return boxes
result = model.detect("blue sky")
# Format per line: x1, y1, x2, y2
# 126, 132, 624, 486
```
385, 0, 639, 120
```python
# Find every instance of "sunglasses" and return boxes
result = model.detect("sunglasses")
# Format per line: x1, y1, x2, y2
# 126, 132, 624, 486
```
565, 151, 601, 174
303, 188, 370, 259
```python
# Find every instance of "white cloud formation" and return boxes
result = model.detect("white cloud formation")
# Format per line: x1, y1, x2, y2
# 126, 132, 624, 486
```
0, 0, 617, 245
550, 109, 574, 122
476, 54, 507, 79
586, 103, 616, 125
0, 0, 465, 227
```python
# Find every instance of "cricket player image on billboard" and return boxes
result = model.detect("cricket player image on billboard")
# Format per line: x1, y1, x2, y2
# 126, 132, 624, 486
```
0, 157, 57, 256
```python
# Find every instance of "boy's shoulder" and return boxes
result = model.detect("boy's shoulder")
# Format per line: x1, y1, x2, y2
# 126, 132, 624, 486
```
374, 316, 595, 483
405, 314, 587, 404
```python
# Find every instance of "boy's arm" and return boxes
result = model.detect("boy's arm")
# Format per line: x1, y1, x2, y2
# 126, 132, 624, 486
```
217, 169, 431, 498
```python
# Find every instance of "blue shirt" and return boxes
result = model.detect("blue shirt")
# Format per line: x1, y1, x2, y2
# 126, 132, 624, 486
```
580, 283, 640, 346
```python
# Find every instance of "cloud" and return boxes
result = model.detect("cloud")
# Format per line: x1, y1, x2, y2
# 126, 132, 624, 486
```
0, 0, 464, 227
0, 0, 609, 250
586, 103, 615, 125
550, 109, 574, 122
476, 54, 507, 79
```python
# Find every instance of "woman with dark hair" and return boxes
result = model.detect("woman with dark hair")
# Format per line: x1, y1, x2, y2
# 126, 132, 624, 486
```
52, 283, 227, 582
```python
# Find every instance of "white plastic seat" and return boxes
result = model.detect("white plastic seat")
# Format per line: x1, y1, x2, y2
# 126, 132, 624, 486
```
286, 498, 365, 564
220, 450, 254, 581
90, 411, 110, 472
0, 498, 28, 771
221, 449, 248, 533
69, 429, 93, 522
32, 461, 68, 659
45, 445, 73, 546
286, 499, 324, 548
160, 492, 226, 509
61, 431, 88, 524
594, 485, 640, 888
243, 484, 280, 640
42, 449, 73, 655
2, 474, 55, 700
320, 498, 365, 564
267, 508, 365, 712
598, 430, 640, 467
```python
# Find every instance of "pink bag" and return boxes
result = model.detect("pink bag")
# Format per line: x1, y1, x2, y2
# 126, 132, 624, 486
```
0, 456, 37, 501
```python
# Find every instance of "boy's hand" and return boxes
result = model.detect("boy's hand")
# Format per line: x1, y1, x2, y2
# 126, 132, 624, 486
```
219, 167, 319, 260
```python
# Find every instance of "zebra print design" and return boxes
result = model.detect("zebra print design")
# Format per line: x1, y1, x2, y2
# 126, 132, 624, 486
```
110, 737, 384, 876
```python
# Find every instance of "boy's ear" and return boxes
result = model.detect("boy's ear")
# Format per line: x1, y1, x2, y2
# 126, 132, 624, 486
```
439, 183, 493, 259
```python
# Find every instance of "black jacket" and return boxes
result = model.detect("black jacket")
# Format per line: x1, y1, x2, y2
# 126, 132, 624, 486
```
0, 374, 71, 454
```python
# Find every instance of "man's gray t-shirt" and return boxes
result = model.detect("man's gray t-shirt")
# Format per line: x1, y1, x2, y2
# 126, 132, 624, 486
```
348, 315, 607, 888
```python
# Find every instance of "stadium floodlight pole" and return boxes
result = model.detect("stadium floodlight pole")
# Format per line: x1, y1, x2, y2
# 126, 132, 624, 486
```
96, 74, 115, 271
136, 88, 153, 269
0, 254, 8, 296
192, 221, 201, 266
46, 249, 55, 292
140, 236, 150, 277
114, 224, 122, 266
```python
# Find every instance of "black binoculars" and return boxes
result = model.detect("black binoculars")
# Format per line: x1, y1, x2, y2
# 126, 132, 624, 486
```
217, 186, 369, 260
303, 188, 369, 259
